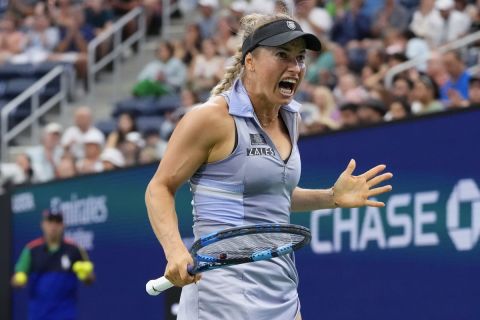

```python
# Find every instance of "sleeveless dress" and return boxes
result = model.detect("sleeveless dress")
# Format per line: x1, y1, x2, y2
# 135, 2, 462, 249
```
177, 79, 302, 320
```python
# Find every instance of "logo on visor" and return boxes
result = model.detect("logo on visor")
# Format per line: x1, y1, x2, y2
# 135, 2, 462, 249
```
286, 21, 296, 30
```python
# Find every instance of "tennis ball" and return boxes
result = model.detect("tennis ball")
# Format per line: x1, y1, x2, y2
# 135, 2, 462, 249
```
82, 261, 93, 274
77, 270, 88, 281
14, 272, 28, 286
73, 261, 83, 273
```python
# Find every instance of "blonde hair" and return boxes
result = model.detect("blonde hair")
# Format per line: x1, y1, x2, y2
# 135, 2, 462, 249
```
210, 12, 292, 96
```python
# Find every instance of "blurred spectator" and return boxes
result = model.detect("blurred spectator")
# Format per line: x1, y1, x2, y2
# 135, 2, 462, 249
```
188, 38, 225, 93
468, 75, 480, 108
196, 0, 219, 39
110, 0, 138, 38
139, 146, 159, 164
21, 14, 59, 63
333, 73, 369, 105
411, 74, 444, 114
385, 97, 412, 121
84, 0, 113, 35
173, 23, 202, 65
294, 0, 332, 38
357, 98, 387, 124
144, 129, 167, 159
330, 0, 371, 47
56, 154, 77, 179
76, 129, 105, 174
61, 106, 104, 159
0, 15, 27, 63
440, 50, 470, 106
121, 131, 144, 166
371, 0, 410, 38
159, 88, 198, 139
305, 42, 335, 85
51, 6, 94, 83
392, 75, 414, 100
136, 41, 187, 94
426, 50, 449, 87
301, 86, 340, 135
100, 147, 125, 170
409, 0, 436, 40
15, 153, 38, 184
404, 29, 430, 71
106, 112, 137, 149
338, 102, 360, 128
214, 15, 239, 57
27, 122, 63, 183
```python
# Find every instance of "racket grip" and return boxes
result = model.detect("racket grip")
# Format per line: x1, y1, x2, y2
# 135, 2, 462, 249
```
146, 276, 174, 296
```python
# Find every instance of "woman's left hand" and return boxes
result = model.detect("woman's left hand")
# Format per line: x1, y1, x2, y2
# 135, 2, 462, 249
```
333, 159, 393, 208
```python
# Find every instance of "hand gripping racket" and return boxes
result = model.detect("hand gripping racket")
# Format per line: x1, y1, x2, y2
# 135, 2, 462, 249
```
146, 223, 311, 295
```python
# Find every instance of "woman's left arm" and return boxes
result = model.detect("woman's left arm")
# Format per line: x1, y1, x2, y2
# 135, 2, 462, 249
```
291, 159, 393, 212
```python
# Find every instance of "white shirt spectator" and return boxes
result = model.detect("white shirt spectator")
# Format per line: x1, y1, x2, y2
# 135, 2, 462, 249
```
297, 8, 332, 36
61, 126, 104, 159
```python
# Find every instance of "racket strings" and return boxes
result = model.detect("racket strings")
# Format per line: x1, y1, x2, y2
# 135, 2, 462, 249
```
197, 232, 305, 260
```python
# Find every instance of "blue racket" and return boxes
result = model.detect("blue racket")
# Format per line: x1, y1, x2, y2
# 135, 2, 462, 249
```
146, 223, 311, 295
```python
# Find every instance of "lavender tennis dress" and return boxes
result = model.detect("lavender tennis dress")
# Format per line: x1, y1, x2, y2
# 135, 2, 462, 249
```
177, 79, 302, 320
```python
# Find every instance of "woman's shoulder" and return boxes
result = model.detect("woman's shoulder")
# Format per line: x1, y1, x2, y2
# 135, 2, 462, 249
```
187, 95, 230, 123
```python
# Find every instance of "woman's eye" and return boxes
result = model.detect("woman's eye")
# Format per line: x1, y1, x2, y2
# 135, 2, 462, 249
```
297, 55, 306, 63
277, 52, 288, 59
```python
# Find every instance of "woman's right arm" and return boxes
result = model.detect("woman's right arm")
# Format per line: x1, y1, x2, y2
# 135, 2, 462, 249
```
145, 98, 233, 287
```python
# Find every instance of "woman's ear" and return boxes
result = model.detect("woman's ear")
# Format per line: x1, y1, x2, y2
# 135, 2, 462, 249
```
245, 52, 255, 72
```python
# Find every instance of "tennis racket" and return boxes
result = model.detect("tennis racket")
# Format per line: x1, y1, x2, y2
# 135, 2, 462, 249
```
146, 223, 311, 295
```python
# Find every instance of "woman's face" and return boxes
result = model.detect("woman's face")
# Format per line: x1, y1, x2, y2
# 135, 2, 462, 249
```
118, 113, 134, 133
413, 80, 432, 102
247, 38, 307, 106
389, 102, 408, 120
157, 43, 171, 62
201, 39, 216, 58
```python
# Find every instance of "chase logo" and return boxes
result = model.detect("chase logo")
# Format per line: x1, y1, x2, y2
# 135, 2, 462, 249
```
447, 179, 480, 251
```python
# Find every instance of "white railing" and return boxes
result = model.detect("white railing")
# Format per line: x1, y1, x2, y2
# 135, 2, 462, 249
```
384, 30, 480, 88
87, 7, 146, 100
1, 66, 68, 161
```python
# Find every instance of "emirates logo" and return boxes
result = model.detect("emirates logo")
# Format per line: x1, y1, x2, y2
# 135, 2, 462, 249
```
286, 21, 296, 30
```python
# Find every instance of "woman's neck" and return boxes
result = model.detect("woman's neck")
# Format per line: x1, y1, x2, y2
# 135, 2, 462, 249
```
243, 77, 281, 128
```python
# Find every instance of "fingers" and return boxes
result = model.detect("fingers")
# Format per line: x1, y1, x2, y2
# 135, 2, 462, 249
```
367, 172, 393, 188
368, 185, 392, 197
365, 200, 385, 207
344, 159, 356, 175
361, 164, 386, 180
165, 256, 198, 287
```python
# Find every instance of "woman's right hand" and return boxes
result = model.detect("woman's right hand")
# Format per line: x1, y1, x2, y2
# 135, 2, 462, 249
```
164, 246, 201, 287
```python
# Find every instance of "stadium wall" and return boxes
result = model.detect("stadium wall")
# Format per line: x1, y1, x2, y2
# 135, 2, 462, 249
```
10, 108, 480, 319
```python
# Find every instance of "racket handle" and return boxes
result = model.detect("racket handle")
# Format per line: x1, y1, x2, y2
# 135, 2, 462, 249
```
146, 276, 173, 296
145, 265, 195, 296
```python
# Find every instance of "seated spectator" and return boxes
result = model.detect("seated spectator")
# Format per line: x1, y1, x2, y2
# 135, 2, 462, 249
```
357, 98, 387, 125
27, 122, 63, 183
0, 15, 27, 63
84, 0, 113, 35
76, 129, 105, 174
330, 0, 371, 47
15, 153, 38, 184
21, 14, 59, 63
385, 97, 412, 121
195, 0, 219, 39
409, 0, 436, 41
172, 24, 202, 66
426, 50, 449, 87
468, 75, 480, 108
333, 72, 369, 105
300, 86, 340, 135
100, 148, 125, 170
135, 41, 187, 95
411, 74, 444, 114
188, 38, 225, 93
144, 129, 167, 159
56, 154, 77, 179
338, 102, 360, 129
371, 0, 410, 38
106, 112, 137, 149
294, 0, 332, 38
391, 74, 414, 100
139, 146, 159, 164
121, 131, 144, 166
440, 51, 470, 106
51, 6, 95, 84
61, 106, 104, 159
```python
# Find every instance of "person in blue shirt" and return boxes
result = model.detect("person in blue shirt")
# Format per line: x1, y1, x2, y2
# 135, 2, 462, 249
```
440, 51, 471, 106
11, 209, 94, 320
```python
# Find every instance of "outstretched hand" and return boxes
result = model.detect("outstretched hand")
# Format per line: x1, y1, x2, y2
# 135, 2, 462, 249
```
333, 159, 393, 208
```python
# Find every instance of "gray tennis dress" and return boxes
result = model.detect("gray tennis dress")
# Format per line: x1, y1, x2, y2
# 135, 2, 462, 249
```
177, 79, 302, 320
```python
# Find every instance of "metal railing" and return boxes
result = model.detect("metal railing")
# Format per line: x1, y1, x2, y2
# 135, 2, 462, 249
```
1, 66, 68, 161
87, 7, 146, 100
384, 30, 480, 88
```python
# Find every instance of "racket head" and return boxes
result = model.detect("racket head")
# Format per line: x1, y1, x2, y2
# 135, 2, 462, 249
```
189, 223, 311, 274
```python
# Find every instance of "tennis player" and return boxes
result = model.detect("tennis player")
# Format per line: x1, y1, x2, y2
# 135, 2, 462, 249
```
145, 12, 393, 319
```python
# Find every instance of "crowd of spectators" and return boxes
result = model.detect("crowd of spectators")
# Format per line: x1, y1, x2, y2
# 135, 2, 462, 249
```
1, 0, 480, 188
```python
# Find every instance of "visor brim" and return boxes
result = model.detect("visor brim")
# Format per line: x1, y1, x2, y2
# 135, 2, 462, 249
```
258, 31, 322, 51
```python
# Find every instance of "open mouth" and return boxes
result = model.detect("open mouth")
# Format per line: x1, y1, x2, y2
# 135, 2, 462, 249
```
278, 79, 297, 96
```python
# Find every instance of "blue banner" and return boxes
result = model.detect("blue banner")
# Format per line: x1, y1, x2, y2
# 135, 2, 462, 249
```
11, 109, 480, 319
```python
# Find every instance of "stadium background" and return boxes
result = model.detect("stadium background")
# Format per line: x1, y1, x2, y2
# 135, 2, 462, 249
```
3, 108, 479, 319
